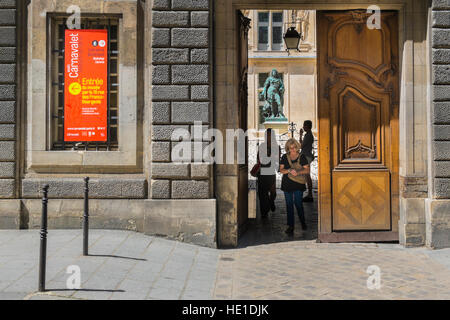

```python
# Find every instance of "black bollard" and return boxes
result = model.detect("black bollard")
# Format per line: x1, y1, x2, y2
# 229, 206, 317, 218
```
83, 177, 89, 256
38, 184, 49, 292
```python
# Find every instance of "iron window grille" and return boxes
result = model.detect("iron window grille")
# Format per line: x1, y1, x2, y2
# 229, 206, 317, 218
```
50, 16, 120, 151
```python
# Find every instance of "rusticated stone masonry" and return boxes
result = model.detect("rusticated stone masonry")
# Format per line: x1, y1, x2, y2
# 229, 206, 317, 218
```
0, 0, 16, 198
431, 0, 450, 199
151, 0, 211, 199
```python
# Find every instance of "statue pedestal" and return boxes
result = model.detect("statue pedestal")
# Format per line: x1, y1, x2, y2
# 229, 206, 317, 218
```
263, 119, 289, 135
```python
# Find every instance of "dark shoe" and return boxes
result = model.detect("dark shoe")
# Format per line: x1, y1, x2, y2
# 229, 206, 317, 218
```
303, 196, 313, 202
285, 226, 294, 235
270, 202, 276, 212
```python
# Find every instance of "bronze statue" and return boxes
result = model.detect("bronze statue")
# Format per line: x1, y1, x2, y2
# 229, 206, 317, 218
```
260, 69, 286, 120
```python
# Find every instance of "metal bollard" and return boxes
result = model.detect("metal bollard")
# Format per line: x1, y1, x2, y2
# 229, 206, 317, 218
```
83, 177, 89, 256
38, 184, 49, 292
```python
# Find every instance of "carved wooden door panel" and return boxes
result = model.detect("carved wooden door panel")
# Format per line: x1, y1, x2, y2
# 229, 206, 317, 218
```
237, 11, 250, 236
317, 11, 399, 239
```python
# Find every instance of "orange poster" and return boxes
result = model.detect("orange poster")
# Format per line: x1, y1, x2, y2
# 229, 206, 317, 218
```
64, 29, 108, 142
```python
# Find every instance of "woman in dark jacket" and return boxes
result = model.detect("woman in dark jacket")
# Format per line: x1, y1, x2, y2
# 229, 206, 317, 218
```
279, 138, 310, 234
256, 128, 280, 218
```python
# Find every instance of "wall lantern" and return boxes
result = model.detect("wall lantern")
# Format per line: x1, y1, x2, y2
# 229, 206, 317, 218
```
283, 10, 309, 53
283, 27, 301, 52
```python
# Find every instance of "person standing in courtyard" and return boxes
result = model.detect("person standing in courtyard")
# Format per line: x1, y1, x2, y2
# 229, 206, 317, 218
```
299, 120, 314, 202
255, 128, 280, 218
279, 138, 310, 234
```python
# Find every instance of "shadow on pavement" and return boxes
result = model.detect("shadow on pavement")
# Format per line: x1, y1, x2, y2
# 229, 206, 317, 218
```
86, 254, 147, 261
238, 189, 318, 248
48, 288, 125, 293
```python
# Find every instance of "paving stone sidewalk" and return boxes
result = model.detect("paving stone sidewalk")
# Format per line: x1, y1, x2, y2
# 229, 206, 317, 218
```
0, 229, 449, 300
217, 190, 450, 300
0, 230, 219, 300
214, 241, 450, 300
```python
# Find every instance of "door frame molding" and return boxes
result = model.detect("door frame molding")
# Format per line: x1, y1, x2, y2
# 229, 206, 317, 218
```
214, 0, 430, 247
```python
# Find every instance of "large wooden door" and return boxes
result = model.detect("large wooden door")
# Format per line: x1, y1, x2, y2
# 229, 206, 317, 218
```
317, 10, 399, 242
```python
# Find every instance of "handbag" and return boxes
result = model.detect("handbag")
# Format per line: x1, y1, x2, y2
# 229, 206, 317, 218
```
250, 162, 261, 177
286, 155, 306, 184
251, 145, 263, 177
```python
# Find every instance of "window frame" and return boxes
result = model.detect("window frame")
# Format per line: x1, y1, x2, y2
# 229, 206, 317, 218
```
271, 12, 284, 51
257, 12, 269, 51
26, 4, 140, 172
256, 11, 284, 51
49, 16, 120, 152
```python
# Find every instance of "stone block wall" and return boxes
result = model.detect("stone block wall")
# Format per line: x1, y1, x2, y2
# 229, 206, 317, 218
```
431, 0, 450, 198
150, 0, 212, 199
428, 0, 450, 248
0, 0, 16, 199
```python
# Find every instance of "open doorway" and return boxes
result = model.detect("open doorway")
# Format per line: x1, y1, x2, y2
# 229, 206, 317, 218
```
244, 9, 319, 247
215, 2, 402, 248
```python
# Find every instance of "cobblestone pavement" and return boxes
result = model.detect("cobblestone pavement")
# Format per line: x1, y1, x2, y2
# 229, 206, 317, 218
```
213, 241, 450, 300
214, 191, 450, 300
0, 191, 450, 300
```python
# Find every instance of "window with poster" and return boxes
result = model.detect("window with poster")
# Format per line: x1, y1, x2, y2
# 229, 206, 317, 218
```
49, 16, 120, 151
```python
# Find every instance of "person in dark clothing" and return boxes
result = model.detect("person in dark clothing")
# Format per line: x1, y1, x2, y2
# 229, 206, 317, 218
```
257, 128, 280, 218
299, 120, 314, 201
279, 138, 310, 234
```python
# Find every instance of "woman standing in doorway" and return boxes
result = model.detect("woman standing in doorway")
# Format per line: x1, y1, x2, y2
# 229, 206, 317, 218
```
256, 128, 280, 218
279, 138, 310, 234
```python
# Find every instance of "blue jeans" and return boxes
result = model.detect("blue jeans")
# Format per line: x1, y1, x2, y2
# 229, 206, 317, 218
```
284, 190, 306, 228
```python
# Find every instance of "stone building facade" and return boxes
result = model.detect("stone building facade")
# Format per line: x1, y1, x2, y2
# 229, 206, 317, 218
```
0, 0, 217, 248
428, 0, 450, 248
0, 0, 449, 249
0, 0, 22, 224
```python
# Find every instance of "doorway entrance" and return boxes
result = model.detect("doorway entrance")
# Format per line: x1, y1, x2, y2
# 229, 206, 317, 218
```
215, 2, 406, 248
